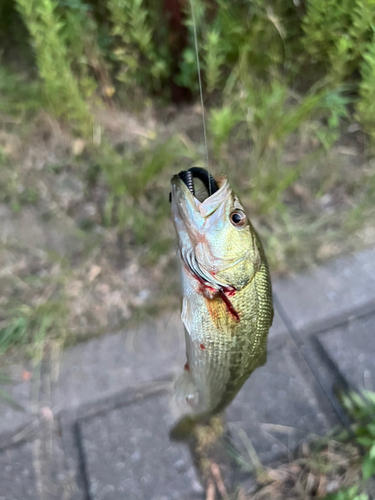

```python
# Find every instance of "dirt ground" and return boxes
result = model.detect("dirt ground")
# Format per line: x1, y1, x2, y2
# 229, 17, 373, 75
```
1, 105, 375, 356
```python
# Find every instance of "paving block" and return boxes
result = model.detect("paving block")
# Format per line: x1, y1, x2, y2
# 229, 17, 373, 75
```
53, 308, 285, 413
0, 419, 84, 500
226, 334, 339, 464
273, 249, 375, 334
78, 393, 203, 500
78, 334, 339, 500
52, 313, 186, 411
0, 305, 285, 450
0, 443, 38, 500
0, 385, 34, 445
268, 307, 287, 339
318, 312, 375, 392
354, 248, 375, 282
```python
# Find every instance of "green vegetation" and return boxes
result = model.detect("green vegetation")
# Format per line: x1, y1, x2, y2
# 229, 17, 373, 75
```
323, 391, 375, 500
14, 0, 93, 136
2, 0, 375, 134
0, 1, 375, 348
236, 391, 375, 499
108, 0, 169, 92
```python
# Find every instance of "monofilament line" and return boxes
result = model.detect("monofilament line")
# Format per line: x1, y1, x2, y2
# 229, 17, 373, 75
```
189, 0, 210, 187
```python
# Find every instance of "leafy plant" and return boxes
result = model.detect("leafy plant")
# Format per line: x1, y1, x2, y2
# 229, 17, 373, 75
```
0, 66, 42, 117
357, 32, 375, 139
325, 485, 368, 500
15, 0, 93, 136
108, 0, 169, 93
0, 303, 65, 358
342, 391, 375, 481
56, 0, 106, 99
321, 391, 375, 500
302, 0, 375, 82
209, 78, 348, 213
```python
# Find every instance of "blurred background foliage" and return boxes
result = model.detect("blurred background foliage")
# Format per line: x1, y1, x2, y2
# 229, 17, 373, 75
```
2, 0, 375, 126
1, 0, 375, 352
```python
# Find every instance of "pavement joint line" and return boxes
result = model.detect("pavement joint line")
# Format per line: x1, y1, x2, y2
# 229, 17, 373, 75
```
294, 300, 375, 338
313, 333, 371, 411
312, 335, 359, 396
74, 379, 172, 423
74, 420, 93, 500
0, 379, 172, 451
273, 293, 353, 429
270, 287, 375, 337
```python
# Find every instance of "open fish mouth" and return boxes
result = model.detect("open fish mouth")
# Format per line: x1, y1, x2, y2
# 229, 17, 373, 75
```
178, 167, 219, 199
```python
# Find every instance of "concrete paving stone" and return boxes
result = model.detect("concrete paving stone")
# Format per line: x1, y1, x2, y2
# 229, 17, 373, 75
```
226, 334, 339, 465
318, 312, 375, 392
0, 442, 38, 500
0, 305, 285, 449
78, 333, 338, 500
52, 313, 186, 412
0, 420, 84, 500
53, 308, 285, 412
273, 248, 375, 334
79, 393, 203, 500
0, 388, 34, 445
268, 306, 287, 339
354, 248, 375, 282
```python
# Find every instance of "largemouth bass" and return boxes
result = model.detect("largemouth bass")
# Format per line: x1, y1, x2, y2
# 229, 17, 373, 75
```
170, 167, 273, 437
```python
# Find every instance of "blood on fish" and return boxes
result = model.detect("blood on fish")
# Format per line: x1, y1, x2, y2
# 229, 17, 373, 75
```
223, 286, 236, 297
218, 290, 240, 322
200, 344, 206, 350
184, 361, 190, 371
188, 264, 239, 321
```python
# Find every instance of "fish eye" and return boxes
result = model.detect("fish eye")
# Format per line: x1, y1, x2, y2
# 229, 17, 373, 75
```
230, 210, 246, 227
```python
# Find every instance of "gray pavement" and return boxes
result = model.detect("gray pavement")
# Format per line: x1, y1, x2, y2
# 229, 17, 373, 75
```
1, 248, 375, 499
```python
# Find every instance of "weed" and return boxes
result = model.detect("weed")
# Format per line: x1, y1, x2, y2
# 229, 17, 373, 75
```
15, 0, 93, 136
341, 391, 375, 480
357, 32, 375, 140
325, 486, 369, 500
93, 133, 199, 228
302, 0, 375, 83
57, 0, 102, 99
108, 0, 169, 94
0, 66, 42, 118
208, 79, 349, 214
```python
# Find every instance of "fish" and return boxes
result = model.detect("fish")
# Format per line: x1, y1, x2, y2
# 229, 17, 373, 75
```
170, 167, 273, 439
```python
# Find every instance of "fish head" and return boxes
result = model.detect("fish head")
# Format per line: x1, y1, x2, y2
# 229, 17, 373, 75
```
171, 170, 260, 290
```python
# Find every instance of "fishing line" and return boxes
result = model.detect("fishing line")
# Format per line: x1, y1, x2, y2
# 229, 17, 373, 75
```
189, 0, 210, 195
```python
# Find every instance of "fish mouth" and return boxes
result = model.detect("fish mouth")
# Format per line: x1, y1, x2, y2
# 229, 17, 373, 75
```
171, 167, 231, 221
177, 167, 219, 198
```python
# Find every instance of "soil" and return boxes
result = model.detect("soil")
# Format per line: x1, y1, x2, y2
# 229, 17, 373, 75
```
0, 105, 374, 353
